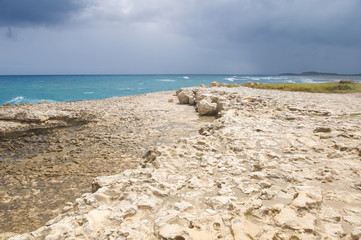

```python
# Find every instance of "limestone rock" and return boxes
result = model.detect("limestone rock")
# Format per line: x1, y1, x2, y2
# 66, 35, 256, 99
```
7, 86, 361, 239
178, 91, 190, 104
274, 207, 316, 231
231, 218, 261, 240
274, 207, 300, 230
210, 81, 219, 87
320, 207, 341, 223
351, 227, 361, 240
323, 223, 345, 239
197, 98, 217, 115
291, 186, 322, 209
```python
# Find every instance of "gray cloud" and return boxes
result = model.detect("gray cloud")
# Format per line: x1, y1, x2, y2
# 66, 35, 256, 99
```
0, 0, 360, 74
170, 0, 361, 47
0, 0, 88, 27
5, 26, 15, 39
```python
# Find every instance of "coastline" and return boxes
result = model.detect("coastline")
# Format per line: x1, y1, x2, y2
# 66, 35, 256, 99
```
2, 74, 361, 106
2, 86, 361, 239
0, 91, 207, 234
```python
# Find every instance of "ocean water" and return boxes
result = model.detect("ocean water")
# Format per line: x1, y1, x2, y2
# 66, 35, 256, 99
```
1, 74, 360, 105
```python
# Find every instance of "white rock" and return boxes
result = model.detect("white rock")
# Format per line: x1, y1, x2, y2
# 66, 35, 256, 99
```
320, 207, 341, 223
324, 223, 345, 239
274, 207, 300, 230
274, 207, 316, 231
351, 227, 361, 240
198, 98, 217, 115
343, 216, 361, 225
231, 218, 261, 240
178, 91, 191, 104
291, 186, 322, 209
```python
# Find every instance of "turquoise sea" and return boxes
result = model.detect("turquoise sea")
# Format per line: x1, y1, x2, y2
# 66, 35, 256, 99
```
1, 74, 360, 105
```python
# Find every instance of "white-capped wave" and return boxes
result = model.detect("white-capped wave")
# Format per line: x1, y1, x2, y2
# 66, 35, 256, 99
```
6, 96, 24, 104
35, 99, 55, 103
182, 76, 190, 79
244, 76, 291, 81
6, 96, 55, 104
118, 88, 132, 91
157, 79, 176, 82
224, 77, 235, 82
299, 78, 316, 83
83, 91, 94, 94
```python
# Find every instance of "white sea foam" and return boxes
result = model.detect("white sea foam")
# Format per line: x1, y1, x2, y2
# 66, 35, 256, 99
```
6, 96, 24, 104
118, 88, 132, 91
157, 79, 176, 82
243, 76, 291, 81
6, 96, 55, 104
224, 77, 236, 82
299, 78, 315, 83
34, 99, 56, 103
84, 91, 94, 94
182, 76, 190, 79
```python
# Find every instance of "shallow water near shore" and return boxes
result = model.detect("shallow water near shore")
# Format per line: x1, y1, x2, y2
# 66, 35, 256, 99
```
1, 74, 361, 105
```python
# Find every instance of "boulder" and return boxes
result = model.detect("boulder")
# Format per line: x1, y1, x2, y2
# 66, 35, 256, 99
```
178, 91, 190, 104
210, 81, 219, 87
189, 96, 196, 105
197, 98, 217, 115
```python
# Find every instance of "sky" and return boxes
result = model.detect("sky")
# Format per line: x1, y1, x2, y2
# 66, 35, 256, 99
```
0, 0, 360, 75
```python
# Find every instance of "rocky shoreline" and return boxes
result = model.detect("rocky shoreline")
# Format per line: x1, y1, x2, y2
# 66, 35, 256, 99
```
0, 91, 207, 236
2, 86, 361, 239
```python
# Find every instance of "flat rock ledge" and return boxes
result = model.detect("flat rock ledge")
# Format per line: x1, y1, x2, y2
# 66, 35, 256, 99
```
7, 87, 361, 240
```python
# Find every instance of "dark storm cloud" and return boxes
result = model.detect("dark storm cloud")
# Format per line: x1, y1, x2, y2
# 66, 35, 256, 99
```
1, 0, 360, 74
162, 0, 361, 73
0, 0, 88, 27
170, 0, 361, 48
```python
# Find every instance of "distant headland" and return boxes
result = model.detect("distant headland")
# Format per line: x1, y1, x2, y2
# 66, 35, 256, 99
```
279, 71, 361, 76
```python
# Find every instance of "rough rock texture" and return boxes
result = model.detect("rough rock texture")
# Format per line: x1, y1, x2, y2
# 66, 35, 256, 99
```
0, 92, 209, 234
7, 86, 361, 239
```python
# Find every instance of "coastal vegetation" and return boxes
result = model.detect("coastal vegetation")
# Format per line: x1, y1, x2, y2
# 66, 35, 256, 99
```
243, 81, 361, 93
279, 71, 361, 76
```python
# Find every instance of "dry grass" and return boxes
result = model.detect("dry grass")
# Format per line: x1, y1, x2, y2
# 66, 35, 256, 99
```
243, 82, 361, 93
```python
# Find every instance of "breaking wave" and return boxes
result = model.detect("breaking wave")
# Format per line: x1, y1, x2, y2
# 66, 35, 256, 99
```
6, 96, 25, 104
117, 88, 133, 91
157, 79, 176, 82
5, 96, 55, 105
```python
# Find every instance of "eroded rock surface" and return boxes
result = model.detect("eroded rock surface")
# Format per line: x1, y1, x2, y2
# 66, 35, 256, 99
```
0, 92, 205, 234
7, 87, 361, 239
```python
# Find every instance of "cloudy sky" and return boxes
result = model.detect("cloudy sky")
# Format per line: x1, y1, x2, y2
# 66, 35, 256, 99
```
0, 0, 360, 75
